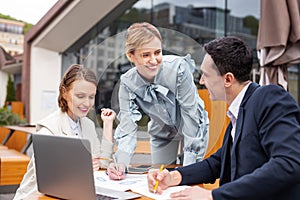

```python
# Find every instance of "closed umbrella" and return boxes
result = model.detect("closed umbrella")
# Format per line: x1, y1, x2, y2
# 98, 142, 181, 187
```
257, 0, 300, 90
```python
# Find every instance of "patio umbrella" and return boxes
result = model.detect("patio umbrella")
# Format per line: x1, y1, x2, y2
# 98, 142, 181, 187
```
257, 0, 300, 90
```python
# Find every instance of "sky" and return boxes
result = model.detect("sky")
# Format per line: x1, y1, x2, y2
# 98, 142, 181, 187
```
0, 0, 58, 24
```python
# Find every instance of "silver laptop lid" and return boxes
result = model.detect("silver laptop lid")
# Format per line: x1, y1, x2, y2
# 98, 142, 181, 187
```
32, 134, 96, 200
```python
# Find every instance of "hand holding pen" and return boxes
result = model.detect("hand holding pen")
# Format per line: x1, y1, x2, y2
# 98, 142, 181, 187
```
153, 164, 164, 193
106, 155, 126, 180
147, 164, 170, 194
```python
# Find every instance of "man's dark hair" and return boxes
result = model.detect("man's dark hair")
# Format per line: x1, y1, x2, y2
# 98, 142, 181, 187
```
204, 36, 253, 83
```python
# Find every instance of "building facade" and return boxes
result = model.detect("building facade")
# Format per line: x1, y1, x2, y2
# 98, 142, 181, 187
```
0, 18, 24, 56
0, 18, 24, 107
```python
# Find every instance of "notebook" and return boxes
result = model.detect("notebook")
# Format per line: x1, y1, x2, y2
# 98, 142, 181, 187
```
32, 134, 141, 200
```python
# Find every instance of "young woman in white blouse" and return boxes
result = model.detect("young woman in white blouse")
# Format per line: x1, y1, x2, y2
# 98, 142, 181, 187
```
14, 64, 115, 200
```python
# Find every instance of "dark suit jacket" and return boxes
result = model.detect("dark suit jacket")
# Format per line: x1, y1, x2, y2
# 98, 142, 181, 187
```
177, 83, 300, 200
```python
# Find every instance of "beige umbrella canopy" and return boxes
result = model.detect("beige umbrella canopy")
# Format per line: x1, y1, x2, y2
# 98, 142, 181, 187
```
257, 0, 300, 90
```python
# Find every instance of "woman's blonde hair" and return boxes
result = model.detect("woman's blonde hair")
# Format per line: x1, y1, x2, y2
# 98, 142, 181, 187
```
58, 64, 98, 112
125, 22, 162, 57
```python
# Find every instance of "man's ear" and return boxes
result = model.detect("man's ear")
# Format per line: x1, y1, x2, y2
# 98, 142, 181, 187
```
224, 72, 234, 87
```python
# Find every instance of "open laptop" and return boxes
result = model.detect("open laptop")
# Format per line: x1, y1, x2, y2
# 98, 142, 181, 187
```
32, 134, 141, 200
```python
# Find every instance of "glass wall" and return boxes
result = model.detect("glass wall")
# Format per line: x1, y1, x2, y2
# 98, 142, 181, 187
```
62, 0, 268, 114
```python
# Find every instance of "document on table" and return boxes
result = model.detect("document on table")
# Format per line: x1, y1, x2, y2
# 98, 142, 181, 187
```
93, 171, 148, 191
94, 171, 190, 199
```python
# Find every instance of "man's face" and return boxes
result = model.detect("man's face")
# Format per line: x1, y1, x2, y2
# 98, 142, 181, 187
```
199, 54, 226, 101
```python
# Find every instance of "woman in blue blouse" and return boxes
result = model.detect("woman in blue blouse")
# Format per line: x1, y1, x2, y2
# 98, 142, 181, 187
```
111, 22, 209, 178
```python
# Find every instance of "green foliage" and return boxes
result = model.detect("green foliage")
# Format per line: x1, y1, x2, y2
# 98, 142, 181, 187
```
0, 108, 26, 125
119, 8, 149, 22
23, 23, 33, 34
243, 15, 259, 36
5, 74, 17, 102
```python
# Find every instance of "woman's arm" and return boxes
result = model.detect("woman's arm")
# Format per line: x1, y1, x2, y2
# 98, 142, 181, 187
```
176, 57, 209, 165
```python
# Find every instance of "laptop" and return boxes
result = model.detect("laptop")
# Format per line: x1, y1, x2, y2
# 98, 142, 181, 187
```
32, 134, 141, 200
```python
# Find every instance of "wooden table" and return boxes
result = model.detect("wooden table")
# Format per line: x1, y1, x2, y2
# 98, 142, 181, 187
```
2, 125, 36, 154
26, 192, 153, 200
27, 184, 213, 200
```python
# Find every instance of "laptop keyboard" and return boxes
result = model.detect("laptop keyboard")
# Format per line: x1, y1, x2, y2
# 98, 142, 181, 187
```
96, 193, 118, 200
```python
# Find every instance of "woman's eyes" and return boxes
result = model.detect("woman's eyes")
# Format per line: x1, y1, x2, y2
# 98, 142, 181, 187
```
76, 95, 84, 99
75, 94, 95, 99
142, 53, 150, 58
155, 50, 161, 55
141, 50, 161, 58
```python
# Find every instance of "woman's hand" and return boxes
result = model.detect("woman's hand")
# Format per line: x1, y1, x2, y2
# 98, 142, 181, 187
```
101, 108, 116, 123
101, 108, 116, 142
106, 162, 126, 180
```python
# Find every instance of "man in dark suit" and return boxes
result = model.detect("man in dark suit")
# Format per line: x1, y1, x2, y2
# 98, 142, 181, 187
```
147, 36, 300, 200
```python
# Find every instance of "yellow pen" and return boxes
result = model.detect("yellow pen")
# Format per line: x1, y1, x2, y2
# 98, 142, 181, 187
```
99, 157, 113, 161
153, 164, 164, 193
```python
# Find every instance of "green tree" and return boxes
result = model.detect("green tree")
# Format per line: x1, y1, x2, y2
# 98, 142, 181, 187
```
243, 15, 259, 36
5, 74, 17, 102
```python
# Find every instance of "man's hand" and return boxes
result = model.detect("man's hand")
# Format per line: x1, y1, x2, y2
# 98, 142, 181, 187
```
170, 186, 213, 200
147, 168, 172, 194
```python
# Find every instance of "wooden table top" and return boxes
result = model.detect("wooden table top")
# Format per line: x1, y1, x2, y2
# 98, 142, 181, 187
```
3, 125, 36, 134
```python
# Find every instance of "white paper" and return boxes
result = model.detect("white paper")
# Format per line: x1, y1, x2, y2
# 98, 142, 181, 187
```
94, 171, 191, 199
132, 184, 191, 200
93, 171, 148, 192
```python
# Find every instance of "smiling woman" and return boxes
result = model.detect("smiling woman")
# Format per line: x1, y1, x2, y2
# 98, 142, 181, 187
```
12, 64, 116, 200
106, 22, 209, 181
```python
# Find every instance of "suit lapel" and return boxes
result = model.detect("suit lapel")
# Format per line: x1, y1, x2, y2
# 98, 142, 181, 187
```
220, 123, 233, 185
230, 108, 243, 180
230, 83, 260, 180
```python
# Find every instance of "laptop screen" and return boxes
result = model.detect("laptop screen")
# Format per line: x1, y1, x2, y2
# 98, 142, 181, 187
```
32, 134, 141, 200
32, 134, 97, 200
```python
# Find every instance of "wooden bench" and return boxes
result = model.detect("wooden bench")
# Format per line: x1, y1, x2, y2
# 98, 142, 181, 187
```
0, 149, 30, 185
1, 125, 36, 154
0, 125, 35, 193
